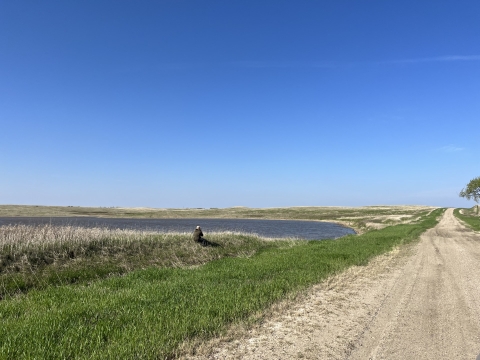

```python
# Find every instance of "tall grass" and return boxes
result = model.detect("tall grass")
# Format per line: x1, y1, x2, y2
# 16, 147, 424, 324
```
0, 225, 286, 298
0, 209, 444, 359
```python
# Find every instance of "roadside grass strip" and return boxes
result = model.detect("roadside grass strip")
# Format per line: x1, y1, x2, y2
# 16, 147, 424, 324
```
454, 207, 480, 231
0, 209, 443, 359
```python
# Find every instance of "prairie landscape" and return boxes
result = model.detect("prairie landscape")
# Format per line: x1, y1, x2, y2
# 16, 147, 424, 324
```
0, 204, 459, 359
0, 204, 437, 233
3, 0, 478, 358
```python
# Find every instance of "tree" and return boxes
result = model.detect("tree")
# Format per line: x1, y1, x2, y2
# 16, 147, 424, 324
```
459, 176, 480, 214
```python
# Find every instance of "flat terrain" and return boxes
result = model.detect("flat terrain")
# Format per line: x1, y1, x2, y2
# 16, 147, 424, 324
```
0, 206, 442, 359
0, 205, 436, 233
186, 209, 480, 359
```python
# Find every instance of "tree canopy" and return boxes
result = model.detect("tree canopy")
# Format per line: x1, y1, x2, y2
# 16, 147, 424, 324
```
459, 176, 480, 203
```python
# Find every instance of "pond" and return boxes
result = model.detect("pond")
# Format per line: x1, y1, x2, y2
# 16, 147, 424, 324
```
0, 217, 356, 240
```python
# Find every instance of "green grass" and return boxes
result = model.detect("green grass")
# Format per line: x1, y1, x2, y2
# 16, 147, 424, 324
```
0, 225, 285, 298
0, 208, 444, 359
454, 207, 480, 231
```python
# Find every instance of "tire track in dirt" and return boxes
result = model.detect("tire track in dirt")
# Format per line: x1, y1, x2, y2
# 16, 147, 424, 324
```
184, 209, 480, 360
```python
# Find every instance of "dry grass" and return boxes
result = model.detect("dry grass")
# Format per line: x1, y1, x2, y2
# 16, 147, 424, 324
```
1, 224, 157, 252
0, 224, 288, 298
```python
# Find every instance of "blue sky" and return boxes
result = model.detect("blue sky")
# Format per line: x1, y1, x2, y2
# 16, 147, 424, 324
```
1, 1, 478, 208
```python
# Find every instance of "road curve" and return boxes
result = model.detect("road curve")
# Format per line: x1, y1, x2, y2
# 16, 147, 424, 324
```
185, 208, 480, 360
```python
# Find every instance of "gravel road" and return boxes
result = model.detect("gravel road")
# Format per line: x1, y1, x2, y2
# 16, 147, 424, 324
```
186, 208, 480, 359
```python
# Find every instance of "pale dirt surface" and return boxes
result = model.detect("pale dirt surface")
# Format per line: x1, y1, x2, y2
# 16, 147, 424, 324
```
184, 209, 480, 360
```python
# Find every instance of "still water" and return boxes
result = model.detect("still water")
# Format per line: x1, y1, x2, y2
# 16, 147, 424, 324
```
0, 217, 356, 240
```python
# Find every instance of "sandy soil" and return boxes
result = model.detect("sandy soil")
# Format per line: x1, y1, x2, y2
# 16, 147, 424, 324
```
184, 209, 480, 359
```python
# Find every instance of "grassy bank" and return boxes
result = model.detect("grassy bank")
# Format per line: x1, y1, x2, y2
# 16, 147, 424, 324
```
0, 225, 286, 298
454, 207, 480, 231
0, 208, 444, 359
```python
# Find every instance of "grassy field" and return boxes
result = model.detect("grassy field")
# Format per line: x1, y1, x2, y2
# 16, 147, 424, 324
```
0, 208, 444, 359
0, 225, 289, 299
0, 204, 436, 233
454, 206, 480, 231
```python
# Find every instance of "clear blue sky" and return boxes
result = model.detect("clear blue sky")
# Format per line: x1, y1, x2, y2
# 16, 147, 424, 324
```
1, 1, 478, 208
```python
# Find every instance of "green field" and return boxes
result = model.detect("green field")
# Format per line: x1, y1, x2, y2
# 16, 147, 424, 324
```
0, 208, 444, 359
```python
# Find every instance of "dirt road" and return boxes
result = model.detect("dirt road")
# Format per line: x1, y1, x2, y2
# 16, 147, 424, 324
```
187, 209, 480, 359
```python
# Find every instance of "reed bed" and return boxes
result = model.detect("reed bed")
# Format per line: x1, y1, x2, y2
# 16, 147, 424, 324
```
0, 224, 290, 298
1, 224, 158, 256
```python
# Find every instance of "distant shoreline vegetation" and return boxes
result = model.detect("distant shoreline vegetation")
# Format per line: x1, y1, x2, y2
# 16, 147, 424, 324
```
0, 204, 437, 234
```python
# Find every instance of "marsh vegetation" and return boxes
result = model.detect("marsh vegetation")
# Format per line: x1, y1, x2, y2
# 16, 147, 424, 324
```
0, 204, 435, 233
0, 207, 443, 359
0, 225, 283, 298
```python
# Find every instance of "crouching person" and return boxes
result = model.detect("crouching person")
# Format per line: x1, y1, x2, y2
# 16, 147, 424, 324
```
193, 225, 212, 247
193, 225, 204, 244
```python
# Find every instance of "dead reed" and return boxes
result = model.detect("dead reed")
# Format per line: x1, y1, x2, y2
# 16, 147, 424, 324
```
0, 224, 288, 297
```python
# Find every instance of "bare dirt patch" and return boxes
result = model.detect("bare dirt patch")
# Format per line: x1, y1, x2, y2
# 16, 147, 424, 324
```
183, 209, 480, 360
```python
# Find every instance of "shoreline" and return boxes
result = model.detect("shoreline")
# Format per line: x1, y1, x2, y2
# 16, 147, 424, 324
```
0, 204, 437, 234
